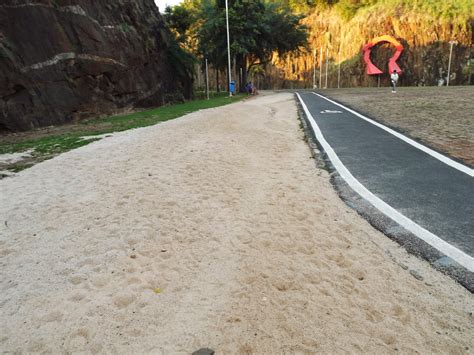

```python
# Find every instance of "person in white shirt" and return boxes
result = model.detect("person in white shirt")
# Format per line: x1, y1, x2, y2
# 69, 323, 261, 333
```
390, 70, 399, 93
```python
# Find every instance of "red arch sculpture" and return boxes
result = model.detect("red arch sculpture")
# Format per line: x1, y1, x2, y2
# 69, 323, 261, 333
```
362, 35, 403, 75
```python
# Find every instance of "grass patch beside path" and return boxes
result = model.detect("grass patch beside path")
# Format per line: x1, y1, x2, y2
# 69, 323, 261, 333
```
0, 93, 245, 174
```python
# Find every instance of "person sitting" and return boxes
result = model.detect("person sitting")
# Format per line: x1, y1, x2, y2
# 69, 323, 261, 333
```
246, 81, 253, 95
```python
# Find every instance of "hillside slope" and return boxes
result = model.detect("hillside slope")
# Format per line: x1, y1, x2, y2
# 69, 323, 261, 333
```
272, 0, 473, 88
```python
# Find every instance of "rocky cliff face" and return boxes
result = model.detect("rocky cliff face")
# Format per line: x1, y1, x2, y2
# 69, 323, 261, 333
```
0, 0, 191, 132
270, 4, 473, 89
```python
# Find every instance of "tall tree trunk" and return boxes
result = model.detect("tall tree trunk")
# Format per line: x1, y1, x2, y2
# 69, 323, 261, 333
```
216, 68, 220, 92
242, 54, 248, 91
235, 54, 250, 93
236, 53, 245, 93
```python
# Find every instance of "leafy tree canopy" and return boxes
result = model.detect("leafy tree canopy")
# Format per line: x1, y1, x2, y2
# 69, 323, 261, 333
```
163, 4, 194, 43
163, 0, 309, 91
195, 0, 308, 88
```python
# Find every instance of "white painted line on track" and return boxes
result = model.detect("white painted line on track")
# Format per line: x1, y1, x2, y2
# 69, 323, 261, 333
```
296, 93, 474, 272
311, 92, 474, 177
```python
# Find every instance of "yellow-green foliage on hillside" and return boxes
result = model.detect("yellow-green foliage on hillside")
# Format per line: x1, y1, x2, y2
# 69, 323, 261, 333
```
333, 0, 473, 22
273, 0, 473, 87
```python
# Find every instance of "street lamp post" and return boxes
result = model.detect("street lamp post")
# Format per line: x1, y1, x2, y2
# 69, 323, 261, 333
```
337, 49, 341, 89
447, 40, 456, 87
225, 0, 232, 96
319, 46, 323, 89
205, 57, 209, 100
325, 47, 329, 89
312, 48, 316, 89
338, 33, 343, 89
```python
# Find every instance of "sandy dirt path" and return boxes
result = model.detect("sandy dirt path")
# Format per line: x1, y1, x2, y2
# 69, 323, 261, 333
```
0, 93, 472, 353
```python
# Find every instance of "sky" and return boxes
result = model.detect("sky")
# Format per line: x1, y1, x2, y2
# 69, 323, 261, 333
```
154, 0, 183, 12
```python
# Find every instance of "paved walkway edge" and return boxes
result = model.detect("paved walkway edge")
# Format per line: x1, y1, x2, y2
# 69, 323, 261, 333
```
295, 93, 474, 292
311, 93, 474, 177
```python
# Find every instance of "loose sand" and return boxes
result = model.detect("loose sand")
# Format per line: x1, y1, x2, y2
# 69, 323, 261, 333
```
0, 93, 472, 353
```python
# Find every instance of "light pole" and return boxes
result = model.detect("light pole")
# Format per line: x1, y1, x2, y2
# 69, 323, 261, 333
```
312, 48, 316, 89
447, 40, 456, 87
319, 46, 323, 89
338, 33, 343, 89
337, 49, 341, 89
225, 0, 232, 96
325, 47, 329, 89
205, 57, 209, 100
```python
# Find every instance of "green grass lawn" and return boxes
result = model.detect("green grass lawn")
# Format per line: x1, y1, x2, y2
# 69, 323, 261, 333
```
0, 93, 245, 174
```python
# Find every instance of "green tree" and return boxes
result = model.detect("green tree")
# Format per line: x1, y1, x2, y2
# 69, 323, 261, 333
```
164, 4, 196, 44
162, 4, 198, 98
197, 0, 308, 91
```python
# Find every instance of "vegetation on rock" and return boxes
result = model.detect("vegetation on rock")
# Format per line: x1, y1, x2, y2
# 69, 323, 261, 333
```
275, 0, 474, 87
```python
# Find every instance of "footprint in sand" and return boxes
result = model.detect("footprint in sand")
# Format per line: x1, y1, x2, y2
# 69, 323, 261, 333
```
237, 233, 253, 245
272, 279, 294, 292
127, 276, 142, 285
113, 293, 136, 309
90, 275, 110, 288
293, 211, 309, 221
297, 244, 315, 255
0, 248, 14, 257
69, 275, 85, 285
364, 305, 384, 322
391, 304, 404, 316
69, 292, 87, 302
354, 269, 366, 281
381, 333, 397, 345
303, 271, 322, 285
42, 310, 64, 322
27, 341, 49, 353
65, 328, 90, 350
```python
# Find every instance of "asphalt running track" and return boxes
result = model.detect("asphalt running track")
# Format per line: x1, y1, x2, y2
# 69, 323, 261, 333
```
296, 92, 474, 273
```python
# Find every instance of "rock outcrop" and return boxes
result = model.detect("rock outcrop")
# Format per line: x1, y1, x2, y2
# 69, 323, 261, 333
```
0, 0, 192, 132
